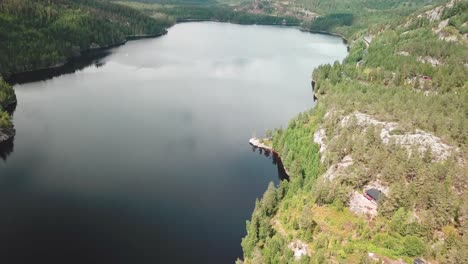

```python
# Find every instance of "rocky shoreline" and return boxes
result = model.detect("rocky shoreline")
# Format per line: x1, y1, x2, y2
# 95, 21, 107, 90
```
249, 137, 290, 179
249, 137, 274, 151
0, 127, 15, 145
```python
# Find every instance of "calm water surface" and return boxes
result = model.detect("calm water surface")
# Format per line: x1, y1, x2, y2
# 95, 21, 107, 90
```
0, 22, 347, 263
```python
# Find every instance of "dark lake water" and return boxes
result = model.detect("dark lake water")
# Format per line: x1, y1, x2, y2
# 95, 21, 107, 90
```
0, 22, 347, 263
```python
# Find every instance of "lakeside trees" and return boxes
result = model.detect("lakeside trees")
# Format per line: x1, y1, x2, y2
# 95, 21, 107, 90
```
241, 0, 467, 263
0, 79, 15, 129
0, 0, 466, 262
0, 0, 173, 78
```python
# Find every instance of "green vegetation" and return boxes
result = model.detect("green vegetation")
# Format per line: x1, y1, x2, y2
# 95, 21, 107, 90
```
0, 0, 173, 78
116, 2, 300, 25
159, 5, 299, 24
209, 0, 447, 38
240, 0, 467, 263
0, 0, 466, 261
1, 0, 303, 79
306, 13, 354, 32
0, 79, 15, 129
293, 0, 446, 37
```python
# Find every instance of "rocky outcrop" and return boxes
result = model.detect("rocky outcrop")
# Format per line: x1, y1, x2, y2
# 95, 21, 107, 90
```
363, 35, 374, 47
0, 127, 15, 144
397, 51, 410, 56
349, 182, 389, 217
433, 18, 465, 42
417, 0, 455, 22
315, 112, 456, 217
417, 56, 443, 66
313, 128, 326, 155
288, 240, 310, 259
349, 191, 378, 217
340, 112, 455, 161
249, 137, 273, 151
314, 112, 455, 163
323, 155, 353, 181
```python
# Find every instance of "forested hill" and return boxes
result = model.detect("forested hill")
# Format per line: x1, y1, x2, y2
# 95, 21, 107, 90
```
240, 0, 467, 263
0, 0, 174, 142
232, 0, 446, 38
0, 0, 173, 79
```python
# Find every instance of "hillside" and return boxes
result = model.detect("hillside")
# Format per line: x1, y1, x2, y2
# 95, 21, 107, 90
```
0, 0, 173, 79
115, 1, 300, 25
0, 0, 174, 143
233, 0, 447, 37
0, 0, 466, 262
239, 0, 467, 263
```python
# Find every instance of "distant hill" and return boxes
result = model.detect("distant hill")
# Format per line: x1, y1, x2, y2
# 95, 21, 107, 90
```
0, 0, 173, 78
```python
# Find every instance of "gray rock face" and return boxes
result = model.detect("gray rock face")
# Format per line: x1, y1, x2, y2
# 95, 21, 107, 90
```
417, 56, 443, 66
288, 240, 310, 259
0, 127, 15, 143
323, 155, 353, 181
313, 128, 326, 154
340, 112, 455, 161
349, 191, 378, 217
417, 0, 455, 22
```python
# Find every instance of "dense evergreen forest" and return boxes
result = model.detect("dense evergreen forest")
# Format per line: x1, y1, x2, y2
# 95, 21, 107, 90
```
1, 0, 467, 262
156, 5, 299, 24
0, 0, 299, 133
0, 0, 174, 134
240, 0, 467, 263
0, 0, 174, 79
301, 0, 447, 36
224, 0, 447, 37
116, 2, 300, 25
0, 80, 15, 129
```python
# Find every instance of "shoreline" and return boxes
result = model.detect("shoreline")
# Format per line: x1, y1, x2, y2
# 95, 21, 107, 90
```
176, 18, 301, 26
0, 127, 15, 146
300, 29, 350, 51
249, 137, 290, 179
4, 31, 168, 82
5, 21, 347, 82
2, 21, 347, 145
249, 138, 274, 152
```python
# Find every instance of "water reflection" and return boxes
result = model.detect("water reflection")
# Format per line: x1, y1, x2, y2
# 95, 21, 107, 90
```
251, 145, 289, 182
0, 136, 14, 161
7, 50, 111, 85
2, 22, 347, 263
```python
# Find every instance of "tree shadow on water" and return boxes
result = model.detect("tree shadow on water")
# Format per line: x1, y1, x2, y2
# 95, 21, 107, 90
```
251, 145, 289, 182
7, 50, 111, 85
0, 136, 14, 161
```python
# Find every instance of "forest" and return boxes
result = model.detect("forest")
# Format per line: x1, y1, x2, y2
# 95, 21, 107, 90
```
297, 0, 447, 36
0, 79, 15, 129
0, 0, 174, 133
0, 0, 173, 79
116, 1, 300, 25
1, 0, 466, 262
0, 0, 301, 133
239, 0, 467, 263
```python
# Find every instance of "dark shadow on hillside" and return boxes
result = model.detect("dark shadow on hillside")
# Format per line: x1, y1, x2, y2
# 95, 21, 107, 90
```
7, 50, 111, 85
309, 13, 354, 32
0, 136, 14, 161
251, 145, 289, 182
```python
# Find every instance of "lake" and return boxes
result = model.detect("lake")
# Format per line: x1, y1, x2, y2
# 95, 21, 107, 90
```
0, 22, 347, 263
